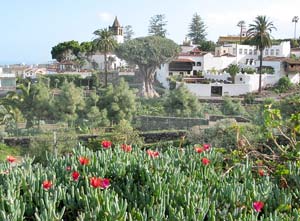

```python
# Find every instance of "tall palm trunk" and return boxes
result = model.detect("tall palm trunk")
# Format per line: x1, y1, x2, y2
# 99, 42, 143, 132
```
259, 48, 263, 93
104, 52, 108, 87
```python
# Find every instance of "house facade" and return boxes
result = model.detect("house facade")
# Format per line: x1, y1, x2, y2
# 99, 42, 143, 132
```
156, 40, 299, 97
0, 67, 16, 91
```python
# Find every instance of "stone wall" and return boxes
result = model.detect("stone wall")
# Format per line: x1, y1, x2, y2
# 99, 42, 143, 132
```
135, 116, 209, 131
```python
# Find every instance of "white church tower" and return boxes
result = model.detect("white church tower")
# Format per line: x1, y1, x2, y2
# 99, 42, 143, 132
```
109, 17, 124, 44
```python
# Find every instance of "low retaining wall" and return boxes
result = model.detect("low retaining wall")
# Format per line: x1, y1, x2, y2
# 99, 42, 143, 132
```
135, 116, 209, 131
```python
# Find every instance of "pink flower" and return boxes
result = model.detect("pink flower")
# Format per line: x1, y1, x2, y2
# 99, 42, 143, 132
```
203, 144, 211, 151
101, 140, 112, 149
79, 156, 89, 165
201, 157, 210, 165
147, 150, 159, 158
90, 177, 110, 189
253, 201, 264, 212
72, 171, 80, 181
194, 147, 204, 153
42, 180, 52, 190
258, 169, 265, 177
66, 166, 71, 171
7, 156, 16, 163
121, 144, 132, 152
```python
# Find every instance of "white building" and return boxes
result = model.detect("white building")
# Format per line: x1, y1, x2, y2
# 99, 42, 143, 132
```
156, 40, 299, 97
0, 67, 16, 91
87, 17, 126, 71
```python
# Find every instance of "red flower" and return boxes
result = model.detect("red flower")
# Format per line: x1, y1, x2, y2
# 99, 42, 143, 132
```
90, 177, 110, 189
194, 147, 204, 153
42, 180, 52, 190
66, 166, 71, 171
258, 169, 265, 177
7, 156, 16, 163
79, 156, 89, 165
72, 171, 80, 181
101, 140, 112, 149
121, 144, 132, 152
253, 201, 264, 212
201, 157, 210, 165
147, 150, 159, 158
203, 144, 211, 151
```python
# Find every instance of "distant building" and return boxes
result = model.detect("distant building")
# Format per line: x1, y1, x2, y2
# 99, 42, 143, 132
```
0, 67, 16, 91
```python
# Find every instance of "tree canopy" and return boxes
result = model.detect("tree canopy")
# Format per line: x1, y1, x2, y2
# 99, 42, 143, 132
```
51, 40, 81, 62
148, 14, 168, 37
124, 25, 134, 41
116, 36, 180, 98
187, 13, 207, 45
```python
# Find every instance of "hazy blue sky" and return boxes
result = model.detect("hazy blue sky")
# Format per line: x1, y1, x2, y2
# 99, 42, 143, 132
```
1, 0, 299, 64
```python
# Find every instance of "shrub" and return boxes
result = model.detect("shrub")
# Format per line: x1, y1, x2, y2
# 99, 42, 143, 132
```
276, 76, 292, 93
187, 119, 264, 150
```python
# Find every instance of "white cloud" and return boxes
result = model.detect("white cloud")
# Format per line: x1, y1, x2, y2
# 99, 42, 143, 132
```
97, 12, 114, 23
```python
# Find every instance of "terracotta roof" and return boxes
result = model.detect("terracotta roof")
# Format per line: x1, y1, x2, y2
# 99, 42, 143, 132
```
285, 59, 300, 64
218, 36, 247, 43
263, 56, 286, 61
112, 17, 121, 27
173, 58, 195, 63
179, 51, 208, 57
191, 47, 201, 53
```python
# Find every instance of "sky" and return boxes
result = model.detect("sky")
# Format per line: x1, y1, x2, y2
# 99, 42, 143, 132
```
1, 0, 300, 64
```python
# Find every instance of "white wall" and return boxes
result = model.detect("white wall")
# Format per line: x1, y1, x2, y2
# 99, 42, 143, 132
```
222, 84, 252, 96
204, 73, 231, 81
288, 73, 300, 84
156, 64, 169, 88
184, 83, 211, 96
202, 53, 236, 71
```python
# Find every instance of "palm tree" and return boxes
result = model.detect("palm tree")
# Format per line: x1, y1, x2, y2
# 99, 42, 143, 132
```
92, 29, 118, 87
237, 20, 245, 43
247, 16, 276, 93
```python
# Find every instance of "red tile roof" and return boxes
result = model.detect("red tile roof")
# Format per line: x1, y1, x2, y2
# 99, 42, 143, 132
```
173, 58, 195, 63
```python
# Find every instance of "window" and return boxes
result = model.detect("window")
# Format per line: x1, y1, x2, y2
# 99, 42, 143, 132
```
254, 50, 257, 55
169, 72, 173, 76
246, 59, 249, 65
270, 49, 274, 56
249, 49, 253, 55
239, 49, 242, 54
250, 59, 254, 65
244, 49, 248, 55
233, 48, 237, 55
197, 62, 201, 66
276, 49, 279, 56
240, 78, 243, 81
265, 49, 269, 55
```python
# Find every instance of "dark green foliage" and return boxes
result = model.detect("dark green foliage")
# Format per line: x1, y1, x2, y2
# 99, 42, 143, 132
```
124, 25, 134, 41
221, 97, 247, 116
53, 82, 85, 123
148, 14, 167, 37
51, 40, 81, 62
116, 36, 180, 97
198, 40, 216, 51
136, 97, 165, 116
276, 76, 292, 93
225, 64, 240, 83
163, 84, 200, 117
98, 79, 137, 124
244, 93, 255, 104
187, 13, 206, 45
